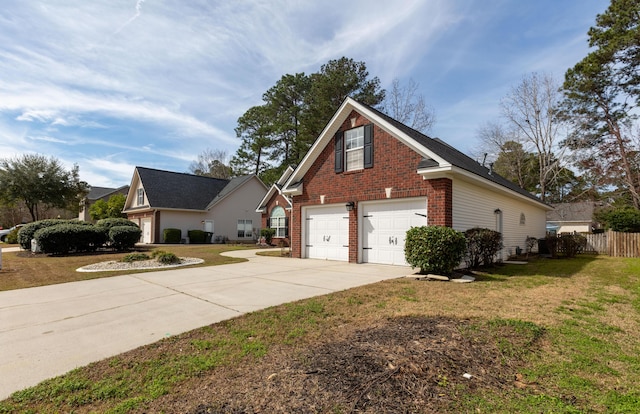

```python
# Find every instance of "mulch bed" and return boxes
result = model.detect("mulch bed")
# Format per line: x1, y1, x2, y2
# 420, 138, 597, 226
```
144, 316, 539, 413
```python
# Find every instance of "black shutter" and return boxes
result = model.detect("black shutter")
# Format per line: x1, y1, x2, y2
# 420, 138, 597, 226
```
334, 131, 344, 173
284, 217, 289, 237
266, 218, 270, 228
364, 123, 373, 169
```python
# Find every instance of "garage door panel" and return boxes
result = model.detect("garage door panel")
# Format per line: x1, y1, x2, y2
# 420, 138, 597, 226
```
362, 199, 427, 265
305, 205, 349, 261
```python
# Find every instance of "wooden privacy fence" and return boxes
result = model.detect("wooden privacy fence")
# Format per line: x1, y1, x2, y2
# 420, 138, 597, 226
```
584, 230, 640, 257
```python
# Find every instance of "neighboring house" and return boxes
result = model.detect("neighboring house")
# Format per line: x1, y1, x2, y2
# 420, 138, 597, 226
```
122, 167, 267, 244
255, 166, 294, 245
546, 201, 598, 234
79, 185, 130, 222
282, 97, 551, 265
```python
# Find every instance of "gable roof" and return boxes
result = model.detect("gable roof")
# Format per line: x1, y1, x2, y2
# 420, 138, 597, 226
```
256, 166, 294, 213
135, 167, 231, 210
547, 202, 595, 222
86, 185, 129, 201
283, 97, 550, 210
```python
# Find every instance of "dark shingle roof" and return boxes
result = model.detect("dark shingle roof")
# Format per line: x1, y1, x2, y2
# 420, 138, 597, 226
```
547, 202, 595, 221
136, 167, 230, 210
361, 102, 545, 205
86, 186, 121, 200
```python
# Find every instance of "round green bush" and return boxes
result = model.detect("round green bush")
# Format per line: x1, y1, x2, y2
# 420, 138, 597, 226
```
188, 230, 206, 244
121, 253, 150, 263
18, 219, 73, 250
404, 226, 466, 275
96, 218, 139, 230
163, 228, 182, 243
109, 226, 142, 251
155, 251, 180, 264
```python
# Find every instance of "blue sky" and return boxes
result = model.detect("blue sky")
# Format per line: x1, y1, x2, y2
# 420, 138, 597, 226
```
0, 0, 607, 187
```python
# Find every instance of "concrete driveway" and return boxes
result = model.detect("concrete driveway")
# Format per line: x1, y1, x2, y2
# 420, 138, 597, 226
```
0, 249, 412, 400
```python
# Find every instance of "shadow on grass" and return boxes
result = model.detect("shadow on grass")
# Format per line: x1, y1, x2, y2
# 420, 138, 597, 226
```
471, 254, 599, 281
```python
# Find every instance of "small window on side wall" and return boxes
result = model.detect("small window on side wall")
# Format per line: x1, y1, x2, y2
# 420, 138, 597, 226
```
520, 213, 526, 226
137, 188, 144, 205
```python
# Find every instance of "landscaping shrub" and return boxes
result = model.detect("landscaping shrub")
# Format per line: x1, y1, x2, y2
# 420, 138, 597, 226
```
121, 253, 150, 262
5, 227, 20, 244
188, 230, 206, 244
464, 227, 503, 268
404, 226, 466, 275
545, 233, 586, 258
109, 226, 142, 251
18, 219, 69, 250
260, 228, 275, 244
163, 228, 181, 243
561, 233, 586, 258
155, 251, 180, 264
34, 224, 107, 254
96, 218, 138, 230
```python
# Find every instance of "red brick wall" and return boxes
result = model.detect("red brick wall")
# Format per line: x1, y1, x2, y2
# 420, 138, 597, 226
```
291, 110, 453, 261
261, 192, 291, 245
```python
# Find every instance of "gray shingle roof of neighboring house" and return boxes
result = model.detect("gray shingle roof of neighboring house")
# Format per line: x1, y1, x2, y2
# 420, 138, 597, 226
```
136, 167, 232, 210
547, 201, 595, 222
86, 185, 129, 201
360, 102, 546, 205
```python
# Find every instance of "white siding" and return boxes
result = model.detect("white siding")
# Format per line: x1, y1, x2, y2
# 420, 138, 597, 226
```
452, 179, 547, 257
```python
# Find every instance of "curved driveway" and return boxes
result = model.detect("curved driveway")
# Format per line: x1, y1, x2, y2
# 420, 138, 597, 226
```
0, 249, 412, 399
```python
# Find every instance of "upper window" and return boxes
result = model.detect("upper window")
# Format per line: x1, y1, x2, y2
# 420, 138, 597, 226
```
137, 188, 144, 205
345, 126, 364, 171
270, 206, 287, 238
335, 123, 373, 173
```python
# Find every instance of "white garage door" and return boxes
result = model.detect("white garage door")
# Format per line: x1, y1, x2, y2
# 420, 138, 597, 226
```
362, 198, 427, 265
305, 205, 349, 261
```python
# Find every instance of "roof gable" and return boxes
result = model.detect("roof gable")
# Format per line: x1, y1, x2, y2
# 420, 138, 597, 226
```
283, 97, 549, 209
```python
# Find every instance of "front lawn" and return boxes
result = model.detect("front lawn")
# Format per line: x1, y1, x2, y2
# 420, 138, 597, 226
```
2, 254, 639, 412
0, 244, 254, 291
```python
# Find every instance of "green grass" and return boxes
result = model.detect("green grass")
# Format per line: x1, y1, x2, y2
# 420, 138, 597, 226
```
2, 255, 640, 412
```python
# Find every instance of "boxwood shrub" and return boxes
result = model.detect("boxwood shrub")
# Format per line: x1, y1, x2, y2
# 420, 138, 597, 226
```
404, 226, 466, 275
109, 226, 142, 251
18, 219, 76, 250
163, 228, 181, 243
188, 230, 206, 244
34, 224, 108, 254
96, 218, 139, 230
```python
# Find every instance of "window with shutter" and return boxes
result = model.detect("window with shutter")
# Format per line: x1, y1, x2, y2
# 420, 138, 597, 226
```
335, 124, 373, 173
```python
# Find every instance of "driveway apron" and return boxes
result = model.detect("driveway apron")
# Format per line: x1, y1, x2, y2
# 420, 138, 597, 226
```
0, 249, 412, 399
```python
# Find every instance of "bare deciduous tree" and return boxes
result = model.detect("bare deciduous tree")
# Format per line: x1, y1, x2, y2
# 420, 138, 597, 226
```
501, 72, 565, 202
188, 148, 233, 179
382, 78, 435, 133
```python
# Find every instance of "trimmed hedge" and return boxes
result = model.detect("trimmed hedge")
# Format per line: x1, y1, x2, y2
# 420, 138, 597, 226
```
188, 230, 206, 244
404, 226, 466, 275
18, 219, 76, 250
34, 224, 108, 254
109, 226, 142, 251
163, 228, 181, 243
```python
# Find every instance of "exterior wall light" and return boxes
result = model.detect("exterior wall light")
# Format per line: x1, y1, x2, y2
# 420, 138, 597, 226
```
346, 201, 355, 211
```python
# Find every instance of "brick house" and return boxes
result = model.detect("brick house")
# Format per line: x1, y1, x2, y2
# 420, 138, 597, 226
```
282, 97, 551, 265
255, 166, 294, 245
